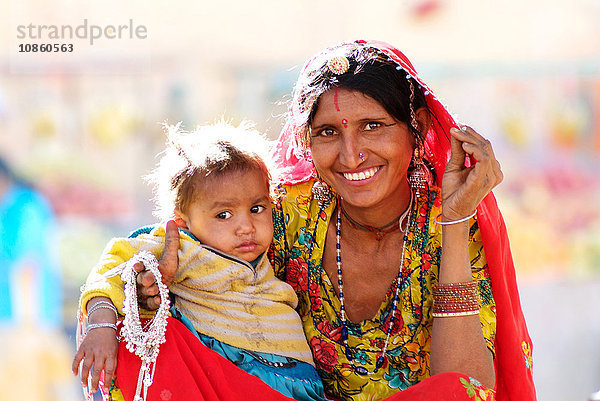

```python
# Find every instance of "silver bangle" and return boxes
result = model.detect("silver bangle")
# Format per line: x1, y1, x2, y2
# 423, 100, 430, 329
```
86, 322, 118, 331
87, 300, 117, 313
88, 303, 118, 319
434, 210, 477, 225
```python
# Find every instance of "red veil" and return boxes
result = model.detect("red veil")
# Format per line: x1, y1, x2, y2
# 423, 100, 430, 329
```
272, 39, 536, 401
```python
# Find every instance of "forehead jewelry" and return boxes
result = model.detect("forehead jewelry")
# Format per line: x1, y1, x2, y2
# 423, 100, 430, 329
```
327, 55, 350, 75
342, 118, 348, 128
358, 152, 365, 161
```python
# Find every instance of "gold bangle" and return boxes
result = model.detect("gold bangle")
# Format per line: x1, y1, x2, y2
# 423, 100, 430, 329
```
432, 310, 480, 318
432, 281, 480, 316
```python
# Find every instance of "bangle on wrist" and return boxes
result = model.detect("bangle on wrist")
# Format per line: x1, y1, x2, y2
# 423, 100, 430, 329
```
432, 310, 480, 318
434, 210, 476, 226
86, 322, 118, 331
87, 301, 118, 319
432, 281, 480, 318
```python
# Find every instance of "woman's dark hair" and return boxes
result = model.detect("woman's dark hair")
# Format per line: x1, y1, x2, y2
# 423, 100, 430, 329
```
308, 60, 429, 143
291, 42, 430, 147
287, 42, 436, 183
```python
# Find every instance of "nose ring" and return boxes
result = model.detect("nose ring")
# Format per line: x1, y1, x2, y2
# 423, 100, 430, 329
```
359, 152, 365, 161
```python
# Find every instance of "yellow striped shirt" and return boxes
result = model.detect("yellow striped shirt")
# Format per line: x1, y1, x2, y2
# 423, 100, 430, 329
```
80, 225, 314, 365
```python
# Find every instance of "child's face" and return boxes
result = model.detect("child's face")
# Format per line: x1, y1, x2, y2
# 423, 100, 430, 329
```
175, 168, 273, 263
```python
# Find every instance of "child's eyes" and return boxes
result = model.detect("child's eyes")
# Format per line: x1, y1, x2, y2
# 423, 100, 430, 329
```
216, 211, 232, 220
250, 205, 266, 214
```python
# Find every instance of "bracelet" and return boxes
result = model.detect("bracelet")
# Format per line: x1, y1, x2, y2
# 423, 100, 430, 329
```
432, 310, 480, 318
434, 210, 477, 226
432, 281, 480, 317
87, 301, 118, 319
86, 322, 118, 331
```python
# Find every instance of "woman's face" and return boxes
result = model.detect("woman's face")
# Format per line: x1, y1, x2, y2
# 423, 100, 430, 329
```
309, 88, 415, 209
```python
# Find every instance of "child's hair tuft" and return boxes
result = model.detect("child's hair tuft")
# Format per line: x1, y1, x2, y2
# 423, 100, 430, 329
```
146, 120, 274, 221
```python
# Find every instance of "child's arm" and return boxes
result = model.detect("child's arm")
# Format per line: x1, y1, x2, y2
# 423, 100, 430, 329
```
72, 296, 119, 394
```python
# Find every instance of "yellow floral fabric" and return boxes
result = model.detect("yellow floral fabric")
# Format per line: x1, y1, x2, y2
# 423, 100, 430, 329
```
269, 180, 496, 401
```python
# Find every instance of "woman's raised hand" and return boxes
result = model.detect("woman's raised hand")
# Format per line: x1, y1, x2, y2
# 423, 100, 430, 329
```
441, 126, 503, 221
135, 220, 180, 310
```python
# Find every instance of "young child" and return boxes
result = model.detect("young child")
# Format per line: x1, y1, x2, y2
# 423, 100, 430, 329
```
73, 122, 325, 401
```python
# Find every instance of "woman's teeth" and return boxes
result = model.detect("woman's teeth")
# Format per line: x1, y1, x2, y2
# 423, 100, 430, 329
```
343, 167, 379, 181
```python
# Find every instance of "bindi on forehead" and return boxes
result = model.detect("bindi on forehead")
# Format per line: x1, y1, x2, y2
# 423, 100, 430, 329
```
333, 88, 349, 128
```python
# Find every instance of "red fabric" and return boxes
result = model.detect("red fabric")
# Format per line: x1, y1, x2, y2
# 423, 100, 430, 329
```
384, 372, 495, 401
116, 317, 293, 401
271, 39, 536, 401
116, 318, 493, 401
478, 195, 536, 400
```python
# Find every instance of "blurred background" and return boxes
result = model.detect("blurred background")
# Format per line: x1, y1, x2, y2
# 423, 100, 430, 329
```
1, 0, 599, 400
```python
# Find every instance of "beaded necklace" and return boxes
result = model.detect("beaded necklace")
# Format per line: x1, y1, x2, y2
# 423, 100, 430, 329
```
335, 202, 412, 375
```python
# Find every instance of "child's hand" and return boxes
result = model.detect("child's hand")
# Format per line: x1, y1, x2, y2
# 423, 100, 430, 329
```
72, 327, 119, 394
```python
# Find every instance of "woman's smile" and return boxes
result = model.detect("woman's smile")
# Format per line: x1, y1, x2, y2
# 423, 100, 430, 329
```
309, 88, 414, 210
341, 166, 380, 182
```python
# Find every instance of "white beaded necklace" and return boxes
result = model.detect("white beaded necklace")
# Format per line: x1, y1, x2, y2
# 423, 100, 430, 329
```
335, 200, 412, 375
121, 251, 171, 401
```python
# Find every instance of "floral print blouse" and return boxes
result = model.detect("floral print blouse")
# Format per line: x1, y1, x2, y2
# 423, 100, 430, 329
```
269, 180, 496, 401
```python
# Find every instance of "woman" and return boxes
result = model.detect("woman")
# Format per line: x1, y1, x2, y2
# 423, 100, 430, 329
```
266, 39, 534, 400
102, 40, 536, 400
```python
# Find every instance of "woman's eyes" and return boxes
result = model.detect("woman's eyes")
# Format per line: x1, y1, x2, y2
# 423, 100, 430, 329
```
312, 122, 383, 137
216, 211, 232, 220
364, 122, 382, 131
250, 205, 266, 214
312, 128, 336, 137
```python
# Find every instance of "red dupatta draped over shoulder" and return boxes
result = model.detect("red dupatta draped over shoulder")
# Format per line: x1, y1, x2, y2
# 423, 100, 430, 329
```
272, 39, 536, 401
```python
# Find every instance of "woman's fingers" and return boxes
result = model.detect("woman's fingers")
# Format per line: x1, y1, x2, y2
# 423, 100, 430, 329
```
451, 126, 503, 189
134, 221, 179, 310
136, 268, 159, 310
443, 125, 504, 219
159, 220, 180, 287
136, 268, 158, 290
448, 127, 467, 170
146, 294, 162, 310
